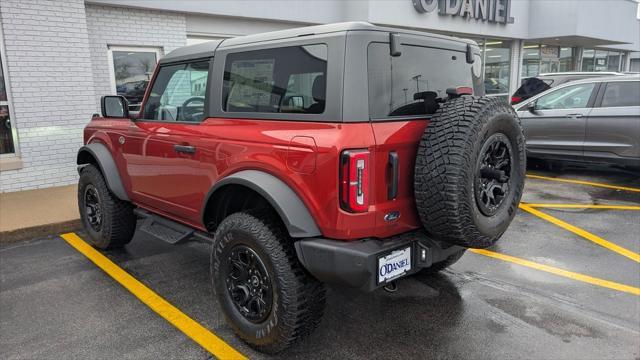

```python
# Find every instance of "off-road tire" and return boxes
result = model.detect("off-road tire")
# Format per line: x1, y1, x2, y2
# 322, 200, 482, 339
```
78, 164, 136, 249
414, 96, 526, 248
421, 249, 466, 274
211, 211, 326, 354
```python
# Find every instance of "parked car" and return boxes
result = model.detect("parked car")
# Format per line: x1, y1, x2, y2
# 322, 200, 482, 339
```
76, 22, 526, 353
511, 71, 623, 105
515, 75, 640, 166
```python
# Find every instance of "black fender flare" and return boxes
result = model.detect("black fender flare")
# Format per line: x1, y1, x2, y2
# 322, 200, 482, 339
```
204, 170, 321, 238
77, 143, 130, 201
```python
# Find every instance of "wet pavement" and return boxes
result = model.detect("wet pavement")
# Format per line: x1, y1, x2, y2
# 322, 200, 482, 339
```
1, 162, 639, 359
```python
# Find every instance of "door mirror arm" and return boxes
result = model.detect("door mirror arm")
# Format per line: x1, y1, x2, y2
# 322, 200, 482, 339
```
129, 110, 140, 121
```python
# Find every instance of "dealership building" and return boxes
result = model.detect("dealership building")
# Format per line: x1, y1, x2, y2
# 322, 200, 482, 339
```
0, 0, 639, 192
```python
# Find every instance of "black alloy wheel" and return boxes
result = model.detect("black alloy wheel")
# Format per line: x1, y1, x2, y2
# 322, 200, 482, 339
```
211, 211, 326, 353
84, 184, 103, 232
224, 245, 273, 323
475, 133, 513, 216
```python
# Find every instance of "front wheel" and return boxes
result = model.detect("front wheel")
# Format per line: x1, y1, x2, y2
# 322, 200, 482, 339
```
78, 164, 136, 249
211, 212, 325, 354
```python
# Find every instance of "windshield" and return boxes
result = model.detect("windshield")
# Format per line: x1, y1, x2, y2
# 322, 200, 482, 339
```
367, 42, 483, 119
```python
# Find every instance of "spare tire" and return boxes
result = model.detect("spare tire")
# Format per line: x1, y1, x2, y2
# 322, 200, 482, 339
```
414, 96, 525, 248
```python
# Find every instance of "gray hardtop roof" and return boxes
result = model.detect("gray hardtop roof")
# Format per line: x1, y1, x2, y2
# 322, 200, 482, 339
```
159, 40, 223, 64
160, 21, 476, 64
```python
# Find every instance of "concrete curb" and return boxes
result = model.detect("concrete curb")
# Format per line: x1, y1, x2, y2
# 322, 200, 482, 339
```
0, 220, 83, 245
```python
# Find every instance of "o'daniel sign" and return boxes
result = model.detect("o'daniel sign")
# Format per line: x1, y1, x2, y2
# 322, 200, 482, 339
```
413, 0, 515, 24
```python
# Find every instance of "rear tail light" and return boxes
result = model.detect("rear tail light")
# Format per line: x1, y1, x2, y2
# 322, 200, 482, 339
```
340, 149, 369, 213
511, 95, 522, 104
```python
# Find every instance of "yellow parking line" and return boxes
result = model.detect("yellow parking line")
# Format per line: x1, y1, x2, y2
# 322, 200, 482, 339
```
526, 174, 640, 193
519, 204, 640, 263
60, 233, 247, 360
470, 248, 640, 296
525, 203, 640, 210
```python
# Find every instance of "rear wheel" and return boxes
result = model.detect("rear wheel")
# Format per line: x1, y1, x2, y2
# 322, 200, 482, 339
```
78, 164, 136, 249
414, 96, 526, 248
211, 211, 325, 354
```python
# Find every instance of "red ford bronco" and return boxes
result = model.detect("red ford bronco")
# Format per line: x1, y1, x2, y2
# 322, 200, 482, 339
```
77, 22, 525, 353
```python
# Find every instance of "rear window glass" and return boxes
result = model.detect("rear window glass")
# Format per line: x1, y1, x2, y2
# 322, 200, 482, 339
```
601, 81, 640, 108
367, 42, 483, 119
222, 44, 327, 114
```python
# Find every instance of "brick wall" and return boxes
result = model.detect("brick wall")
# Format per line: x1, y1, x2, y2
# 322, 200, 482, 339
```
0, 0, 95, 192
0, 3, 187, 192
85, 4, 186, 110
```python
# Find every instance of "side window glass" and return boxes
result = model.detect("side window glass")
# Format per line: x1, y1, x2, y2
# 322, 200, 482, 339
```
535, 83, 595, 110
143, 60, 210, 122
601, 81, 640, 108
222, 44, 327, 114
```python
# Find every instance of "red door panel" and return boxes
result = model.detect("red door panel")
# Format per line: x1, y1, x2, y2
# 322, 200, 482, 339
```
123, 121, 213, 225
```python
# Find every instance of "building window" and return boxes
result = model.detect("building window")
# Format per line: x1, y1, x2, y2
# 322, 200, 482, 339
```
582, 48, 622, 72
480, 40, 511, 98
107, 46, 161, 111
522, 43, 540, 77
559, 47, 574, 72
522, 44, 577, 77
630, 52, 640, 72
0, 48, 16, 155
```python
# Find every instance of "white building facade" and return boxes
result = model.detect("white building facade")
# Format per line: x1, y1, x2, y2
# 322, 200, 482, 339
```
1, 0, 639, 192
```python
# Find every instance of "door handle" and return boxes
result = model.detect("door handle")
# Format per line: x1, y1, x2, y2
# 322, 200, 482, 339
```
388, 151, 399, 200
566, 113, 583, 118
173, 144, 196, 154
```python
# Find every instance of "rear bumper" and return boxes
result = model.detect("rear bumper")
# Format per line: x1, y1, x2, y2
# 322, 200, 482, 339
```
294, 230, 463, 292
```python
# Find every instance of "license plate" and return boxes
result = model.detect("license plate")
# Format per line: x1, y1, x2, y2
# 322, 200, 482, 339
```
377, 247, 411, 284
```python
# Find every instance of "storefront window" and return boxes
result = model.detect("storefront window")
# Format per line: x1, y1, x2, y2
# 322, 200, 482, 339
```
607, 51, 621, 72
0, 51, 16, 155
582, 48, 622, 72
559, 47, 574, 72
630, 52, 640, 72
522, 44, 576, 77
481, 40, 511, 98
522, 43, 541, 77
108, 46, 161, 111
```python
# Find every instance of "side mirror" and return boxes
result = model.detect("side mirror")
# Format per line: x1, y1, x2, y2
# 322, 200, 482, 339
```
526, 101, 537, 114
101, 95, 129, 118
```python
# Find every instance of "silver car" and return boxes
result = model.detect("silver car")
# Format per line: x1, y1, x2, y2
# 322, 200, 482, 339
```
515, 74, 640, 167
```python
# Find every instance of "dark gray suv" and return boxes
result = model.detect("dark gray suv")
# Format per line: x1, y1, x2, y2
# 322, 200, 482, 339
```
515, 75, 640, 166
511, 72, 623, 105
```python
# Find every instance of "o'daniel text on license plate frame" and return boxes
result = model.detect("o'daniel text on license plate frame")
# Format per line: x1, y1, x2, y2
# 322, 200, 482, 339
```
377, 247, 411, 284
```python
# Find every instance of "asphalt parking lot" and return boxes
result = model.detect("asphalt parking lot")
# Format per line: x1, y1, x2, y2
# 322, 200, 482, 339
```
1, 162, 639, 360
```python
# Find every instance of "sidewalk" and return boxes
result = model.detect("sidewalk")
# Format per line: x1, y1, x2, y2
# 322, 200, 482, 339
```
0, 185, 80, 243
